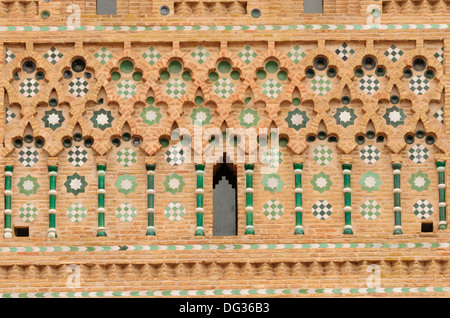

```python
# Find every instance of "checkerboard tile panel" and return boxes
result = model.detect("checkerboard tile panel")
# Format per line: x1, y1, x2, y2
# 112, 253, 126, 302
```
263, 200, 284, 220
312, 200, 332, 220
68, 146, 88, 167
413, 199, 433, 219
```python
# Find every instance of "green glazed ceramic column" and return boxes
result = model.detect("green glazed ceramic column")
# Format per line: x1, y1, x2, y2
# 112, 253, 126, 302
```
97, 164, 107, 237
146, 163, 156, 236
245, 164, 255, 235
294, 163, 304, 235
3, 166, 13, 238
195, 164, 205, 236
393, 163, 403, 235
436, 161, 447, 230
343, 163, 353, 235
48, 165, 58, 238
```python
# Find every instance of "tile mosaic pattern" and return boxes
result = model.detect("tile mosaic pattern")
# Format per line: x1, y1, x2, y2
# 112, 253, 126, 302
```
287, 45, 306, 64
384, 44, 403, 62
263, 200, 284, 220
409, 171, 431, 192
165, 145, 185, 166
18, 147, 39, 167
261, 174, 284, 193
262, 79, 282, 99
359, 171, 382, 193
68, 146, 88, 167
311, 75, 331, 96
163, 173, 185, 195
434, 107, 444, 124
5, 107, 16, 124
17, 175, 40, 196
360, 145, 380, 165
334, 106, 356, 127
142, 47, 161, 66
164, 202, 186, 221
116, 148, 137, 167
66, 203, 87, 223
116, 203, 137, 222
68, 77, 89, 97
335, 42, 355, 61
44, 47, 63, 65
360, 200, 381, 220
312, 200, 332, 220
413, 199, 433, 219
238, 45, 257, 65
409, 75, 430, 95
384, 106, 406, 127
313, 145, 333, 166
116, 79, 137, 99
285, 109, 309, 131
115, 174, 138, 195
238, 108, 259, 128
19, 78, 40, 98
434, 47, 444, 64
359, 75, 379, 95
64, 173, 88, 196
166, 78, 187, 99
91, 109, 114, 130
94, 47, 113, 65
311, 172, 333, 193
19, 203, 38, 223
191, 106, 212, 126
42, 108, 65, 130
140, 105, 162, 126
214, 78, 235, 99
261, 147, 283, 168
409, 144, 430, 164
191, 46, 210, 64
5, 47, 15, 64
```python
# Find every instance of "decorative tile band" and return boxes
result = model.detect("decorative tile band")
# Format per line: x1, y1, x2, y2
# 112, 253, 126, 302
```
1, 286, 449, 298
3, 24, 450, 33
0, 242, 449, 253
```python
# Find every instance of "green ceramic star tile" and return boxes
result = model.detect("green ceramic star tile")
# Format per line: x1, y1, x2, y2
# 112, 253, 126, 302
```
334, 106, 356, 127
238, 108, 259, 128
163, 173, 186, 195
285, 108, 309, 131
191, 106, 212, 127
64, 173, 88, 196
140, 105, 162, 126
384, 106, 406, 128
408, 171, 431, 192
42, 108, 65, 130
359, 171, 382, 193
115, 174, 138, 195
91, 109, 114, 130
17, 175, 40, 196
310, 172, 333, 193
261, 174, 284, 193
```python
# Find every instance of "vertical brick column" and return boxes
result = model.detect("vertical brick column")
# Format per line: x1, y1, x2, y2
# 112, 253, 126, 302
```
245, 164, 255, 235
293, 162, 304, 235
146, 162, 156, 236
195, 164, 205, 236
393, 160, 403, 235
436, 159, 447, 230
96, 162, 107, 237
3, 165, 13, 238
47, 163, 58, 238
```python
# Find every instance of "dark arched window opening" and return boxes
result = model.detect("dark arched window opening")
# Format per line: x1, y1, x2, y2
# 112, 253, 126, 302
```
213, 155, 238, 236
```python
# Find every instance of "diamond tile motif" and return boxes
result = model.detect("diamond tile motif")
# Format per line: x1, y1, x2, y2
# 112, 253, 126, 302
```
312, 200, 332, 220
287, 45, 306, 64
262, 79, 282, 99
91, 109, 114, 130
19, 203, 38, 223
434, 107, 444, 124
18, 147, 39, 167
214, 78, 235, 99
262, 147, 283, 168
285, 109, 309, 131
117, 148, 137, 167
409, 171, 431, 192
384, 44, 403, 62
115, 174, 138, 195
42, 108, 65, 130
141, 105, 162, 127
68, 77, 89, 97
163, 173, 186, 195
434, 47, 444, 64
116, 79, 137, 99
359, 171, 382, 193
335, 42, 355, 61
116, 203, 137, 222
67, 203, 87, 223
165, 145, 185, 166
238, 108, 259, 128
313, 145, 333, 166
5, 47, 15, 64
311, 75, 331, 96
409, 144, 429, 164
19, 78, 40, 98
142, 47, 161, 66
17, 175, 40, 196
44, 47, 63, 65
334, 106, 356, 128
191, 106, 212, 127
311, 172, 333, 193
238, 45, 258, 65
94, 47, 113, 65
64, 173, 88, 196
261, 174, 284, 193
360, 145, 381, 165
413, 199, 433, 219
166, 78, 187, 99
165, 202, 186, 221
360, 200, 381, 220
191, 46, 210, 64
359, 75, 380, 95
409, 75, 430, 95
384, 106, 406, 128
5, 107, 16, 124
263, 200, 284, 220
68, 146, 88, 167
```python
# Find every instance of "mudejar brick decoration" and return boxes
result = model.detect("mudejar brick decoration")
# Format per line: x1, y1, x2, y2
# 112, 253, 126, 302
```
0, 0, 450, 298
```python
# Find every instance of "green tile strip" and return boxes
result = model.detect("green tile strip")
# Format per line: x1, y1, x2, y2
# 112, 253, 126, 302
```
3, 166, 13, 238
0, 242, 448, 253
2, 24, 450, 33
0, 286, 449, 297
437, 161, 447, 230
48, 166, 58, 238
393, 163, 403, 235
146, 164, 156, 236
195, 164, 205, 236
245, 164, 255, 235
294, 163, 304, 235
343, 164, 353, 235
97, 165, 107, 237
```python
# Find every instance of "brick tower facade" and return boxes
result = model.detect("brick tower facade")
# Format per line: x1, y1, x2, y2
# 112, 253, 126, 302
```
0, 0, 450, 298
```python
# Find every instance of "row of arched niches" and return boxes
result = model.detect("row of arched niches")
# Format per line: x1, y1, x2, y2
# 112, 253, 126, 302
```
3, 41, 448, 159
